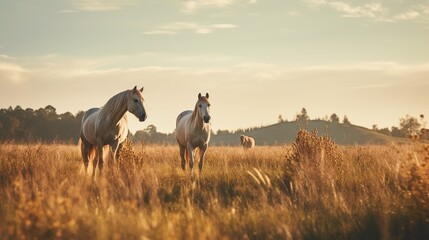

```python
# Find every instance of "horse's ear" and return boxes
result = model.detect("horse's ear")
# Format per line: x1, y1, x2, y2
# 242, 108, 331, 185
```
205, 93, 209, 99
198, 93, 202, 99
140, 87, 144, 92
133, 86, 137, 92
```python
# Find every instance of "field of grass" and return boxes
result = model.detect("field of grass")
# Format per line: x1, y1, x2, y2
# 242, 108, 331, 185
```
0, 131, 428, 239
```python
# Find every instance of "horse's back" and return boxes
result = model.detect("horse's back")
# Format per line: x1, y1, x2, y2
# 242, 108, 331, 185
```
176, 110, 192, 145
82, 108, 100, 124
176, 110, 192, 126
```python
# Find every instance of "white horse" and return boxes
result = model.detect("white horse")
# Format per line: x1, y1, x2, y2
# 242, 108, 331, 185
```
176, 93, 211, 173
80, 86, 147, 177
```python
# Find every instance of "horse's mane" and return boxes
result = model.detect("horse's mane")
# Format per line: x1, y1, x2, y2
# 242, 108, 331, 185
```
99, 90, 129, 118
192, 97, 210, 120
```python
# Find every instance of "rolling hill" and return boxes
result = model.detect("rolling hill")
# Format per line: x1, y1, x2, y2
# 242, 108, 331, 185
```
211, 120, 405, 146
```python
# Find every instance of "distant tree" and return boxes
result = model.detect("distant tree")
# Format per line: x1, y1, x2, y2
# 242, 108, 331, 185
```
296, 108, 309, 128
131, 125, 175, 144
343, 115, 351, 125
6, 116, 21, 138
75, 111, 85, 121
372, 124, 378, 131
59, 112, 74, 120
391, 126, 406, 138
217, 129, 230, 135
377, 127, 391, 136
36, 105, 57, 121
132, 130, 150, 142
278, 114, 284, 123
45, 105, 56, 114
399, 115, 421, 135
296, 108, 309, 120
302, 108, 309, 119
144, 124, 157, 136
420, 114, 426, 129
329, 113, 340, 123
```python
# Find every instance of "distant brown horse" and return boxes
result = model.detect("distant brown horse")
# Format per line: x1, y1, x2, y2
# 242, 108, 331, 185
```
240, 135, 255, 149
80, 86, 147, 177
176, 93, 211, 174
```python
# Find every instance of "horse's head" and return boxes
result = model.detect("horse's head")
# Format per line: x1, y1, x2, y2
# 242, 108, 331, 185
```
197, 93, 211, 123
128, 86, 147, 122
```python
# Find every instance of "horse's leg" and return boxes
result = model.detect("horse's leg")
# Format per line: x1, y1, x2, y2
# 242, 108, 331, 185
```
186, 143, 195, 173
115, 141, 124, 161
92, 148, 98, 178
198, 144, 208, 172
179, 144, 186, 170
94, 143, 104, 177
109, 140, 120, 167
80, 137, 90, 173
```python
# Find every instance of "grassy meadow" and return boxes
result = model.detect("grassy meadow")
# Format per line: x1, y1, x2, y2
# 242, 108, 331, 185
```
0, 131, 428, 239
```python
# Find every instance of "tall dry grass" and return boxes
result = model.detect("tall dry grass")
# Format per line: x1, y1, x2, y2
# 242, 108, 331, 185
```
0, 133, 428, 239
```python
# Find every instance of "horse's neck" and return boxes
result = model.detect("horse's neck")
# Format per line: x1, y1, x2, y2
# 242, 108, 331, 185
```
111, 108, 128, 128
191, 110, 209, 132
100, 92, 128, 125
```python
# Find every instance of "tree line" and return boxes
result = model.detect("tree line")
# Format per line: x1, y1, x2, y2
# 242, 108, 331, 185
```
0, 105, 83, 143
0, 105, 176, 144
0, 105, 427, 144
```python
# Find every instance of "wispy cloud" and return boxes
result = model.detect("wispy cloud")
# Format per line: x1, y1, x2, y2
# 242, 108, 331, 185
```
182, 0, 256, 13
70, 0, 137, 12
303, 1, 429, 23
303, 0, 387, 18
330, 2, 387, 18
143, 21, 237, 35
395, 10, 421, 21
0, 63, 28, 83
0, 54, 16, 60
394, 4, 429, 22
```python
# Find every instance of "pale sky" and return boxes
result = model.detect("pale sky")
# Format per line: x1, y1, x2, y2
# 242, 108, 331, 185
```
1, 0, 428, 134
